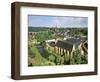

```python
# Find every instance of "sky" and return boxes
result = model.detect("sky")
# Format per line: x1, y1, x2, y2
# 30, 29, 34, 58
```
28, 15, 88, 28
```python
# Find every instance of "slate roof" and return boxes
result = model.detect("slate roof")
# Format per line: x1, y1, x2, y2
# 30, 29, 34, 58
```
63, 37, 87, 49
56, 40, 73, 51
64, 38, 81, 49
47, 36, 87, 50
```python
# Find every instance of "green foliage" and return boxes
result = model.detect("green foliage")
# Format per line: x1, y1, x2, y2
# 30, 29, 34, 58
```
67, 28, 87, 36
73, 49, 81, 64
28, 47, 35, 58
28, 27, 48, 32
81, 55, 88, 64
28, 27, 88, 66
54, 56, 64, 65
63, 49, 88, 65
70, 57, 75, 64
60, 57, 64, 64
35, 31, 50, 42
41, 41, 46, 47
55, 56, 61, 65
48, 55, 55, 62
28, 45, 50, 66
71, 49, 88, 64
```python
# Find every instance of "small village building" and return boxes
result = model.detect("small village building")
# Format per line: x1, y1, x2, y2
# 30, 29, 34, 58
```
46, 37, 87, 56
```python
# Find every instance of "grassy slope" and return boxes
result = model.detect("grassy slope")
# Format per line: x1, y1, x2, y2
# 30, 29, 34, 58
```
28, 45, 48, 66
28, 45, 55, 66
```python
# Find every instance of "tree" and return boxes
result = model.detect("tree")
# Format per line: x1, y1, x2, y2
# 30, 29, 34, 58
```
72, 49, 81, 64
55, 56, 61, 65
48, 55, 55, 62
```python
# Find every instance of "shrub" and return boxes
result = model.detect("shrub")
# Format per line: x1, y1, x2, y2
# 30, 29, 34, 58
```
60, 57, 64, 64
48, 54, 55, 62
55, 56, 61, 65
55, 56, 64, 65
81, 55, 88, 64
71, 49, 81, 64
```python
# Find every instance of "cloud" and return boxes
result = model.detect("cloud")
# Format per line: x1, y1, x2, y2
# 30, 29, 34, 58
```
28, 15, 88, 28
